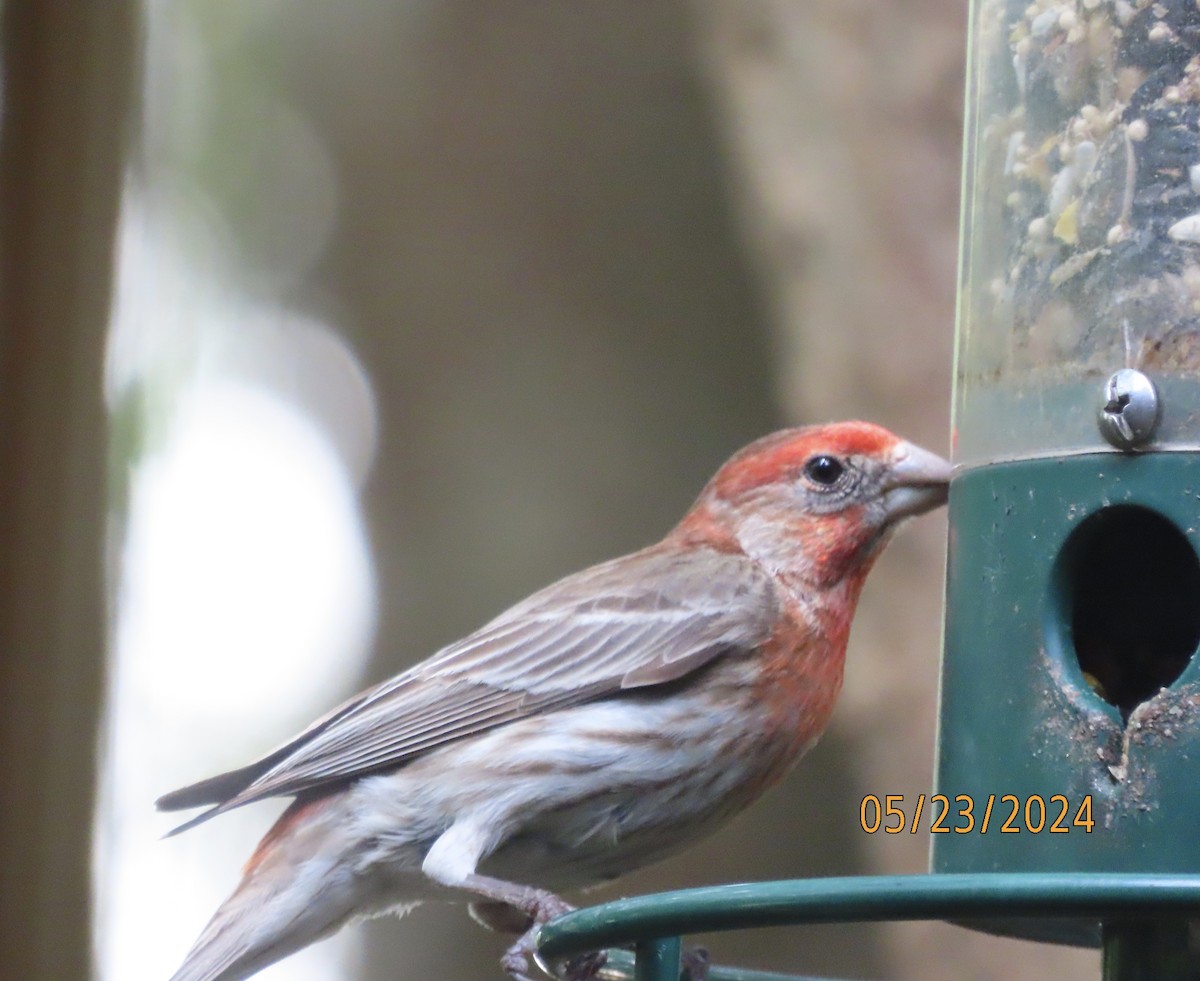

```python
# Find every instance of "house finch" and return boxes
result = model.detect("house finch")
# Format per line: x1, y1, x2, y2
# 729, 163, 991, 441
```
159, 421, 950, 981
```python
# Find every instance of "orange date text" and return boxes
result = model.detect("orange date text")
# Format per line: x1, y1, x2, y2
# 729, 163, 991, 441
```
858, 794, 1095, 834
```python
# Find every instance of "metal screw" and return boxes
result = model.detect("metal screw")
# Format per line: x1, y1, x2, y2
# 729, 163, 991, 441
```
1098, 368, 1160, 450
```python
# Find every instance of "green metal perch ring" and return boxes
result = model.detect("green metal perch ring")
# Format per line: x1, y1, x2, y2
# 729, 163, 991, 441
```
536, 872, 1200, 981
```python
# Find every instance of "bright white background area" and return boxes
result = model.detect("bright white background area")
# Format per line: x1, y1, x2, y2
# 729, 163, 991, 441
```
99, 383, 374, 981
95, 5, 382, 967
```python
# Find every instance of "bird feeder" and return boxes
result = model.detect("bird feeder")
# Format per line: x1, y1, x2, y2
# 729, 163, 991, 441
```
536, 1, 1200, 978
939, 0, 1200, 969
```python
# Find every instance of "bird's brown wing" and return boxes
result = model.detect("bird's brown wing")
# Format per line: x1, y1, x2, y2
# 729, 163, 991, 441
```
158, 546, 778, 832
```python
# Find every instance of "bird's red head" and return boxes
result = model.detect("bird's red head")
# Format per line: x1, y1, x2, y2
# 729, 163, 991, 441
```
675, 421, 950, 592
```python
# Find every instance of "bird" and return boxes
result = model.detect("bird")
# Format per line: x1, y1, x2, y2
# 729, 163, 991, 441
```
158, 421, 951, 981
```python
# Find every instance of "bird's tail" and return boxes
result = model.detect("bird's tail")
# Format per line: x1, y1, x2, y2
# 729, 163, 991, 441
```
169, 895, 317, 981
169, 797, 385, 981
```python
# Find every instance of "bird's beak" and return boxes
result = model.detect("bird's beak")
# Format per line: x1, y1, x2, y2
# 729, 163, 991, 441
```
881, 441, 952, 521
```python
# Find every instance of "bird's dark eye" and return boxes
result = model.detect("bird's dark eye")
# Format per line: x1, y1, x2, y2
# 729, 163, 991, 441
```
803, 454, 845, 486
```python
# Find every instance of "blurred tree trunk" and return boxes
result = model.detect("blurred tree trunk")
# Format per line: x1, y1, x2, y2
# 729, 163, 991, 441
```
0, 5, 139, 978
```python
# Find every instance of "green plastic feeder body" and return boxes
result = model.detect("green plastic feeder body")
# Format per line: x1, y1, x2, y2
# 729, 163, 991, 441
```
941, 0, 1200, 949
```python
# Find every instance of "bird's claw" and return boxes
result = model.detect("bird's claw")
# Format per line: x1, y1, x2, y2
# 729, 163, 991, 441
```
501, 945, 604, 981
501, 942, 539, 981
502, 895, 597, 981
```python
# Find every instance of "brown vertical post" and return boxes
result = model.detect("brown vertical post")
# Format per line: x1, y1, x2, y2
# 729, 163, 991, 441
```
0, 4, 140, 978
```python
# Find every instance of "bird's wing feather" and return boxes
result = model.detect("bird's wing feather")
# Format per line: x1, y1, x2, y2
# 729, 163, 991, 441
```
159, 545, 777, 829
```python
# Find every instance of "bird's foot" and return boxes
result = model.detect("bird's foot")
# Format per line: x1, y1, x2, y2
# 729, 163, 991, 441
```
500, 936, 541, 981
501, 932, 605, 981
499, 890, 589, 981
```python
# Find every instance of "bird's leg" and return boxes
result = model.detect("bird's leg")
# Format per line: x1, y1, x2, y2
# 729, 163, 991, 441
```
454, 871, 604, 981
422, 822, 602, 981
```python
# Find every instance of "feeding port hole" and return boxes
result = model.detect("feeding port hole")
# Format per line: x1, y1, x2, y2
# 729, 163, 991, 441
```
1055, 506, 1200, 720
